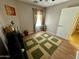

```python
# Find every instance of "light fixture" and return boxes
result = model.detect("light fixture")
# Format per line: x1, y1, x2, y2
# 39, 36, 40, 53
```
52, 0, 55, 1
40, 0, 42, 1
39, 0, 55, 1
34, 0, 55, 3
34, 0, 38, 3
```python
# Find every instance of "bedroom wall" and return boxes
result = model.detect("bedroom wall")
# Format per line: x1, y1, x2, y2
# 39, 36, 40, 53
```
45, 0, 79, 34
16, 1, 44, 33
0, 1, 8, 51
1, 0, 20, 31
0, 0, 21, 52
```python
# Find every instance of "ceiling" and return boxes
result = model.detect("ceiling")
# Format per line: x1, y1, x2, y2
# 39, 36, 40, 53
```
17, 0, 69, 7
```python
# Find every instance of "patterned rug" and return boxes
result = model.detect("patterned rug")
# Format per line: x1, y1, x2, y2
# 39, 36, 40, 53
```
24, 32, 62, 59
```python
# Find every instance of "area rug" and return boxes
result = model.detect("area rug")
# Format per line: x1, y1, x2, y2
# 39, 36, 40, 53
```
24, 32, 62, 59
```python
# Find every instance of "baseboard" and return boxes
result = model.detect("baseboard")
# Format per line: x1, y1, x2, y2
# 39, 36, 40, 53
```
46, 31, 67, 40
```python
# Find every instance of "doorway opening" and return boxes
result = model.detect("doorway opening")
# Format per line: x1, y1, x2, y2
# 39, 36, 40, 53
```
69, 16, 79, 49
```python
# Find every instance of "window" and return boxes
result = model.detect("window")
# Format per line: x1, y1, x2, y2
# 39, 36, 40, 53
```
36, 11, 42, 27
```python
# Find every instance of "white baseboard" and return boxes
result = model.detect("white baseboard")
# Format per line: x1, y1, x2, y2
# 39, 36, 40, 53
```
46, 31, 67, 40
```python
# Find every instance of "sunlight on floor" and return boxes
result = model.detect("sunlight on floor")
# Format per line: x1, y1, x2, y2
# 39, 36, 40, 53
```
69, 33, 79, 49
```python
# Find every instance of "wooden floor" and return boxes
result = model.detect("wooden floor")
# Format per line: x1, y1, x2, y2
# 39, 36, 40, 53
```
49, 38, 77, 59
24, 32, 77, 59
69, 32, 79, 49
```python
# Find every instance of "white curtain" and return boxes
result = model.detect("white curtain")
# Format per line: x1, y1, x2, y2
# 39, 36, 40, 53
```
33, 8, 46, 32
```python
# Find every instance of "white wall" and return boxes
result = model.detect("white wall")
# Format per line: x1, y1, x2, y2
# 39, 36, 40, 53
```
1, 0, 20, 31
0, 0, 21, 52
0, 9, 6, 44
16, 1, 43, 33
0, 4, 7, 50
16, 2, 34, 33
45, 0, 79, 34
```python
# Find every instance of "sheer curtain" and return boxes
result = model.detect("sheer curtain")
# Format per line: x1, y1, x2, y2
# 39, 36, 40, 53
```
36, 11, 42, 27
33, 8, 46, 32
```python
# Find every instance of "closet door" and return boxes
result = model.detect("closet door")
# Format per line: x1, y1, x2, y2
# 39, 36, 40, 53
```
56, 6, 79, 39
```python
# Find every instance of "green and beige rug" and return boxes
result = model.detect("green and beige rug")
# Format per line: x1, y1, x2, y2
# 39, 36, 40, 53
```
24, 32, 62, 59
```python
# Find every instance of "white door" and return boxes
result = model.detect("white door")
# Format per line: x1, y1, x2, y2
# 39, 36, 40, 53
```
56, 6, 79, 39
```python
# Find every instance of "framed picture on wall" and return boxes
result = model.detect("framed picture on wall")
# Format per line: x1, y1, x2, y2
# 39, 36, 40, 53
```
5, 5, 16, 16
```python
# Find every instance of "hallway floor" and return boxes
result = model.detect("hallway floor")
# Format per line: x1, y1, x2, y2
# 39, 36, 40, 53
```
69, 32, 79, 49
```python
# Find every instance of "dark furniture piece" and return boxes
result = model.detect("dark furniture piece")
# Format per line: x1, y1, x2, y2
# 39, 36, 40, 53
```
5, 31, 28, 59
